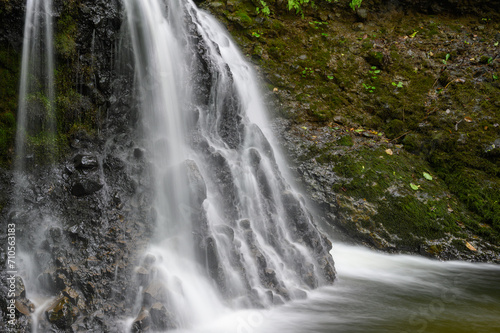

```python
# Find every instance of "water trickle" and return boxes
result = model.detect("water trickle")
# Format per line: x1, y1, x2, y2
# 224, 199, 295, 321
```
123, 0, 335, 330
15, 0, 55, 174
12, 2, 58, 331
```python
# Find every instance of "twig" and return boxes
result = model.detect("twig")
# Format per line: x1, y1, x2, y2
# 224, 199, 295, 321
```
389, 131, 412, 142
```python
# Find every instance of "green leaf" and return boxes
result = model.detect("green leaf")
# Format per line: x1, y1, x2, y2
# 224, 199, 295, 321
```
423, 172, 433, 181
410, 183, 420, 190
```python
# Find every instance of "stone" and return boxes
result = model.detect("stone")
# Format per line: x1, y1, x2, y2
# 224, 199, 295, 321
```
150, 302, 177, 330
185, 159, 207, 207
143, 280, 167, 306
239, 219, 251, 230
143, 253, 156, 268
73, 154, 99, 169
71, 178, 104, 196
46, 296, 79, 329
15, 299, 35, 316
133, 148, 145, 158
131, 309, 151, 333
136, 266, 150, 286
357, 8, 368, 20
214, 224, 234, 241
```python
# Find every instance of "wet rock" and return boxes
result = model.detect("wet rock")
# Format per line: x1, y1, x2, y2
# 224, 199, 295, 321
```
136, 266, 150, 287
73, 154, 99, 169
239, 219, 251, 230
150, 302, 177, 330
15, 299, 35, 316
14, 276, 26, 298
62, 287, 80, 306
206, 236, 227, 293
46, 296, 79, 329
143, 280, 168, 306
71, 178, 104, 196
214, 224, 234, 241
185, 159, 207, 207
38, 270, 67, 291
143, 253, 157, 269
131, 309, 151, 333
133, 147, 145, 159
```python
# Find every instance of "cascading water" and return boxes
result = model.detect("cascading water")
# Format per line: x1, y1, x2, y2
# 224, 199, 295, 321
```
123, 0, 335, 330
15, 0, 55, 174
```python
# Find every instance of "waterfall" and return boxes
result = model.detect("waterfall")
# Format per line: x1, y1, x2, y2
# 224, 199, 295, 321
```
123, 0, 335, 330
11, 1, 56, 331
15, 0, 55, 175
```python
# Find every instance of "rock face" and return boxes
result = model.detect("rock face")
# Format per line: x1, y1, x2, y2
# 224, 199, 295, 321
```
0, 0, 152, 331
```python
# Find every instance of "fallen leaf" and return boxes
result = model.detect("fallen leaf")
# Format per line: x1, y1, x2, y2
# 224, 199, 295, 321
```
464, 116, 473, 122
465, 242, 477, 251
301, 126, 308, 130
410, 183, 420, 190
273, 87, 278, 92
484, 126, 488, 130
423, 172, 433, 181
385, 149, 393, 155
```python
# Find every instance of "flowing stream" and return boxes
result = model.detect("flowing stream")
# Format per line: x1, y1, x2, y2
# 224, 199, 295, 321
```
165, 243, 500, 333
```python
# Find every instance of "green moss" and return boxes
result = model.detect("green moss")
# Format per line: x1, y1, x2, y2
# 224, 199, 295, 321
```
385, 119, 404, 138
338, 135, 353, 146
54, 1, 79, 59
235, 10, 253, 25
0, 48, 20, 166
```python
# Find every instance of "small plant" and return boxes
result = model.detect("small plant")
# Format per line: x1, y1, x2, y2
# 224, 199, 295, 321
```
392, 81, 404, 88
327, 75, 334, 80
363, 83, 376, 93
493, 74, 498, 80
301, 67, 314, 77
309, 21, 328, 29
321, 33, 329, 37
442, 53, 450, 65
349, 0, 362, 11
251, 31, 261, 38
369, 66, 381, 79
487, 57, 493, 64
256, 0, 270, 15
